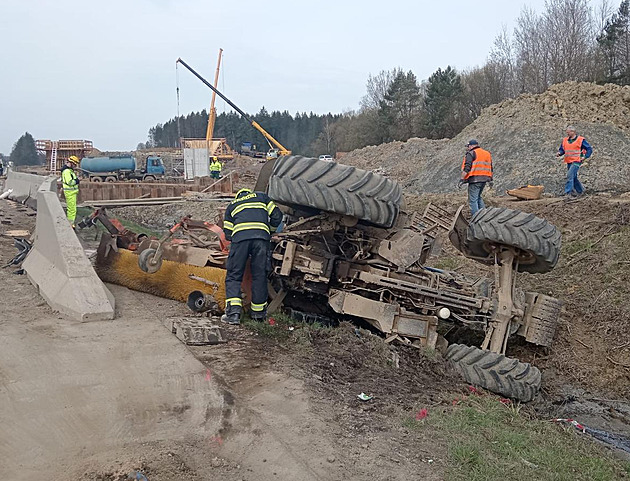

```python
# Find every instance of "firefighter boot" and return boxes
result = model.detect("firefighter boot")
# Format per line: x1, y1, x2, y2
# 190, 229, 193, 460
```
250, 307, 267, 323
221, 305, 242, 325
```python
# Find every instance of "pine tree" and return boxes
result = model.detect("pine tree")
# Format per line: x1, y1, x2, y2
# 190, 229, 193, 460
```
378, 70, 422, 142
423, 66, 464, 139
597, 0, 630, 85
9, 132, 41, 166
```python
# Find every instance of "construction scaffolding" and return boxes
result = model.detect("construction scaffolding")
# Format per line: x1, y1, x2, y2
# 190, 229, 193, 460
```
36, 140, 94, 172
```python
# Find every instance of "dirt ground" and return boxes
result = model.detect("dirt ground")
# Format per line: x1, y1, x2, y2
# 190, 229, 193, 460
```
84, 175, 630, 442
3, 172, 630, 479
406, 191, 630, 440
1, 195, 450, 480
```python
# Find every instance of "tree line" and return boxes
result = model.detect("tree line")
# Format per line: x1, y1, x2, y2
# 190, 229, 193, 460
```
143, 109, 342, 157
145, 0, 629, 155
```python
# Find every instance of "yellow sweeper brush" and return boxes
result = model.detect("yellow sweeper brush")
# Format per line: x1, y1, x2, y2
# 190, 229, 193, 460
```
96, 246, 228, 310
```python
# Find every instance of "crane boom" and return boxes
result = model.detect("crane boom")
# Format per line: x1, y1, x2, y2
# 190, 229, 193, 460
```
205, 48, 223, 142
176, 57, 291, 157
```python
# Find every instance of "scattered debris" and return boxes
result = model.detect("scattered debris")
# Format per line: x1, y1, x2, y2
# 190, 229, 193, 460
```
3, 229, 30, 237
552, 418, 630, 453
415, 408, 428, 420
507, 185, 544, 200
170, 318, 227, 345
3, 237, 32, 268
128, 472, 148, 481
357, 393, 373, 402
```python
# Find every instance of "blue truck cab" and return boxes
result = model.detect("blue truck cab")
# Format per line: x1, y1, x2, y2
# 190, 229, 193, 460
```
146, 156, 165, 176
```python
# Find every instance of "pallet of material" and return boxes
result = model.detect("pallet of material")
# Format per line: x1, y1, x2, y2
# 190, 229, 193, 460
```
506, 185, 544, 201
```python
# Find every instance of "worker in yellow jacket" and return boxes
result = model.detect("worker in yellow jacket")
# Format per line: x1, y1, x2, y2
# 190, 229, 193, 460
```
209, 156, 223, 179
61, 155, 80, 228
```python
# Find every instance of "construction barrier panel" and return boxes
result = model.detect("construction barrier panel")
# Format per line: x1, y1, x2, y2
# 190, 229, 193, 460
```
23, 177, 115, 321
5, 171, 48, 208
74, 172, 236, 202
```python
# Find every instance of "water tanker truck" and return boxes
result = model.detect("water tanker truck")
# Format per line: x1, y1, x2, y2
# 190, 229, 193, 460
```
80, 155, 165, 182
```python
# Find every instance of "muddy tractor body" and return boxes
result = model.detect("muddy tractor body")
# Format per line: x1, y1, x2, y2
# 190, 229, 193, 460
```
261, 156, 562, 402
108, 155, 562, 402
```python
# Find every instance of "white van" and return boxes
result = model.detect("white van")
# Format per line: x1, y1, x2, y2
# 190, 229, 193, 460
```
318, 155, 334, 162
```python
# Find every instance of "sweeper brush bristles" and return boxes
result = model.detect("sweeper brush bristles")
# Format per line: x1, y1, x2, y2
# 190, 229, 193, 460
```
96, 248, 227, 308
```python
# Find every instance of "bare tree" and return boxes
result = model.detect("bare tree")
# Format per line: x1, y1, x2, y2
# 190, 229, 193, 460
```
514, 6, 549, 92
360, 68, 402, 111
489, 26, 518, 98
596, 0, 615, 30
542, 0, 594, 84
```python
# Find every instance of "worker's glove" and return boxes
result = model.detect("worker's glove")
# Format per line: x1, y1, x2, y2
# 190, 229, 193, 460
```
457, 180, 465, 189
487, 181, 494, 189
275, 221, 284, 233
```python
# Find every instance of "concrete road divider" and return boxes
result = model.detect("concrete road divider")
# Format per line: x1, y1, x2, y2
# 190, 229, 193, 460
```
22, 177, 115, 321
4, 170, 48, 208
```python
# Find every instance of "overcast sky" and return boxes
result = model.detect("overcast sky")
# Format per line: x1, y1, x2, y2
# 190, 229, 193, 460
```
0, 0, 551, 153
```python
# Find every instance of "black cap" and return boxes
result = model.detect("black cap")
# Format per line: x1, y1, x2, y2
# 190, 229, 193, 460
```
467, 139, 479, 146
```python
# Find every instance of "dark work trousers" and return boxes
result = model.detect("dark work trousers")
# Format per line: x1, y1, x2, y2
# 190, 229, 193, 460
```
225, 238, 270, 311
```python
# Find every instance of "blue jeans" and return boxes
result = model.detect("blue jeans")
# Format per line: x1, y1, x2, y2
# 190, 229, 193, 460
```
565, 162, 583, 195
468, 182, 486, 216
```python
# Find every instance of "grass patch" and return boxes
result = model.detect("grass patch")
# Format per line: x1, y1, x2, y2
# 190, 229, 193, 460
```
408, 396, 630, 481
432, 257, 460, 271
563, 238, 595, 257
242, 311, 327, 342
76, 207, 160, 238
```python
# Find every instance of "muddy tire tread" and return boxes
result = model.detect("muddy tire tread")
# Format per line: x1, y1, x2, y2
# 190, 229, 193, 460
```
268, 155, 403, 227
445, 343, 541, 402
466, 207, 561, 273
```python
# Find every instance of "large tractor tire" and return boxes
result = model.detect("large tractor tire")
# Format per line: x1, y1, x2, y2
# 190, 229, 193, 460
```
465, 207, 561, 274
267, 155, 403, 228
445, 344, 541, 402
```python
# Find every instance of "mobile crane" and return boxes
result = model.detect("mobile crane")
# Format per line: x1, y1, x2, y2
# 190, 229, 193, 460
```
176, 58, 291, 161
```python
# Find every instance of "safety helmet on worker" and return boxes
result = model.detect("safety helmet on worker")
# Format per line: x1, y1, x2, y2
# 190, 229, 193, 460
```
212, 156, 218, 161
235, 188, 253, 198
68, 155, 80, 164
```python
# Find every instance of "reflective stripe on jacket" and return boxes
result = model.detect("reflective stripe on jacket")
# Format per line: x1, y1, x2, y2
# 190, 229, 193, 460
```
561, 136, 585, 164
461, 147, 493, 181
61, 166, 79, 191
223, 190, 282, 243
210, 161, 222, 172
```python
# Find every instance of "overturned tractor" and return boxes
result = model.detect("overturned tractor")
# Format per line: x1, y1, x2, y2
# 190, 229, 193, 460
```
95, 155, 562, 402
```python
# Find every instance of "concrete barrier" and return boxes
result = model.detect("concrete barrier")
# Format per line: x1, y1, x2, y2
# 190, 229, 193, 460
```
22, 177, 115, 321
4, 171, 49, 208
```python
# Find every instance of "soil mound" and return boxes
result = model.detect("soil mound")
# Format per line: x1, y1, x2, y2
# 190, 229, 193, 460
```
342, 82, 630, 196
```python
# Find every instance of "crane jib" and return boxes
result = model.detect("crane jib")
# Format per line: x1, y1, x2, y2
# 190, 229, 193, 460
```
176, 57, 291, 156
176, 58, 252, 122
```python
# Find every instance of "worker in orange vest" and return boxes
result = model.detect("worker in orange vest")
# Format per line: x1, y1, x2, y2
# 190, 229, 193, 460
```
460, 139, 493, 216
556, 125, 592, 198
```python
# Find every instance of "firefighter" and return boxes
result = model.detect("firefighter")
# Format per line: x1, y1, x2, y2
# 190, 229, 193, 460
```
221, 188, 283, 325
209, 156, 222, 179
460, 139, 493, 216
61, 155, 80, 228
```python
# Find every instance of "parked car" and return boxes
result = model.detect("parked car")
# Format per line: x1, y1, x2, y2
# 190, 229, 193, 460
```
318, 155, 334, 162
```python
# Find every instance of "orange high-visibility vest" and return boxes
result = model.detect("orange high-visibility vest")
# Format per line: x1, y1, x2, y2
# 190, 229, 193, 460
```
461, 148, 493, 179
562, 136, 585, 164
